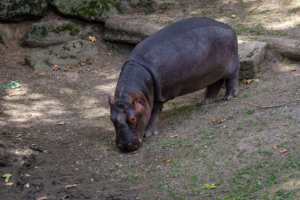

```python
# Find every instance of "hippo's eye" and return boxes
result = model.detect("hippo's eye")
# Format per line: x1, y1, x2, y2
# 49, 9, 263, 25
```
130, 117, 136, 123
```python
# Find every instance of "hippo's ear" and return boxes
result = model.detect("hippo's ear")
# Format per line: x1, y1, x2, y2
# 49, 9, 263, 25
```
108, 97, 114, 107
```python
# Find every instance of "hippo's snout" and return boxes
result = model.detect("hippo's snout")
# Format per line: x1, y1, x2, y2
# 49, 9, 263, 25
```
117, 142, 140, 151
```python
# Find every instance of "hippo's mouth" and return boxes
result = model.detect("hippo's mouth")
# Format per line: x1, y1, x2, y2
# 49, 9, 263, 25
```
117, 142, 142, 151
116, 136, 142, 151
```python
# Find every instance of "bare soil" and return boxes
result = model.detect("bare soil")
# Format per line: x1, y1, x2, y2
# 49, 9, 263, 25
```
1, 1, 300, 200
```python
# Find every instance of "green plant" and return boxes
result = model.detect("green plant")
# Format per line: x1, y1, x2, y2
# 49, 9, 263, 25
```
2, 81, 22, 89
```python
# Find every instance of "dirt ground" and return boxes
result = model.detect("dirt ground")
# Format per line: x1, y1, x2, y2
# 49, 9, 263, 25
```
1, 0, 300, 200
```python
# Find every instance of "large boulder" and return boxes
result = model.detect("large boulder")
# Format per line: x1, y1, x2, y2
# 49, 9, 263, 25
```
25, 39, 98, 71
0, 0, 48, 21
104, 14, 164, 44
23, 20, 94, 47
257, 36, 300, 61
116, 0, 179, 14
238, 40, 267, 79
48, 0, 117, 22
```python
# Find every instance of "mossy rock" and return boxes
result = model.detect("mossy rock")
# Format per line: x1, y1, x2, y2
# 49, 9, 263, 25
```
115, 0, 179, 14
0, 0, 48, 21
49, 0, 117, 22
23, 20, 94, 47
25, 39, 98, 71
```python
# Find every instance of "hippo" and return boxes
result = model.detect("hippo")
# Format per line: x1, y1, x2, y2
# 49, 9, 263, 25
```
109, 17, 239, 151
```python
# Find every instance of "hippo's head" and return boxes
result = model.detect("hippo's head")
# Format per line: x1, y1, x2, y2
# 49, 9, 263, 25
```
108, 95, 151, 151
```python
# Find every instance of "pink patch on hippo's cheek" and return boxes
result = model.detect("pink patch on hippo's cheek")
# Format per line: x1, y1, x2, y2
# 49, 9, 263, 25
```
117, 112, 126, 125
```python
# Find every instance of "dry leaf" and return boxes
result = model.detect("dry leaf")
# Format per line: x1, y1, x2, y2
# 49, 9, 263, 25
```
246, 79, 253, 84
291, 68, 296, 71
280, 149, 287, 154
65, 184, 76, 188
39, 72, 46, 76
275, 11, 279, 13
107, 53, 111, 56
56, 122, 65, 125
89, 36, 96, 42
218, 119, 225, 124
24, 183, 30, 188
8, 94, 15, 97
87, 61, 93, 65
252, 13, 257, 15
94, 57, 98, 61
274, 145, 279, 149
3, 174, 12, 183
231, 15, 236, 18
96, 191, 101, 193
36, 197, 48, 200
50, 65, 60, 71
212, 119, 225, 124
134, 13, 138, 15
170, 134, 178, 139
166, 158, 171, 162
20, 59, 26, 65
5, 182, 13, 186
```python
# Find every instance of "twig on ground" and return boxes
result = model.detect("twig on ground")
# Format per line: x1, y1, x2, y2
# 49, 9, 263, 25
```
232, 98, 300, 108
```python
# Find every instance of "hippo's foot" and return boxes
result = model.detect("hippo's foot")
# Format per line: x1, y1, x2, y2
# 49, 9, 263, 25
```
224, 89, 238, 100
197, 98, 215, 105
144, 128, 159, 138
198, 80, 224, 105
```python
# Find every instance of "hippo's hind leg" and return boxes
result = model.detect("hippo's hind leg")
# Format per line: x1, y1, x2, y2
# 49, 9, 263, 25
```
198, 79, 224, 105
224, 58, 239, 100
144, 101, 163, 138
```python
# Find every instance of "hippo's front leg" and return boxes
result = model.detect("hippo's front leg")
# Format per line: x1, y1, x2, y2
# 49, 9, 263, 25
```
144, 101, 163, 137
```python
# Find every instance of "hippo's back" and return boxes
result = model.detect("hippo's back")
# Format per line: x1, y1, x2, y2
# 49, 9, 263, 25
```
125, 17, 239, 102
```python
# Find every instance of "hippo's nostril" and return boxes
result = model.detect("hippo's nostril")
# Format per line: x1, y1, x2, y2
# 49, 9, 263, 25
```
128, 143, 133, 147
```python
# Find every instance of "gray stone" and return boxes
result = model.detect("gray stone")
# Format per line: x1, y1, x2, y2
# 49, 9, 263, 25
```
238, 40, 267, 79
25, 39, 98, 71
115, 0, 179, 14
0, 0, 48, 21
23, 20, 94, 47
48, 0, 117, 23
104, 15, 164, 44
